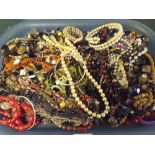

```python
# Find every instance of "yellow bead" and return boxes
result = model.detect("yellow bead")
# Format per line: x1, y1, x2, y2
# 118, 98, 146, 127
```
59, 101, 66, 109
57, 31, 62, 37
97, 114, 101, 119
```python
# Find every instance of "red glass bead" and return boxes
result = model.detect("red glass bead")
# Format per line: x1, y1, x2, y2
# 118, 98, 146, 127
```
15, 119, 22, 125
77, 127, 87, 132
22, 103, 30, 111
3, 111, 10, 117
28, 116, 34, 124
35, 119, 41, 126
12, 111, 21, 119
118, 44, 123, 49
0, 119, 8, 125
8, 123, 16, 129
66, 126, 72, 131
8, 98, 18, 106
17, 125, 25, 131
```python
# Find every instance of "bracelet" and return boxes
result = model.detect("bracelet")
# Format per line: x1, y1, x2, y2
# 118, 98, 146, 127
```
0, 95, 38, 131
86, 23, 124, 51
63, 26, 83, 43
54, 60, 86, 86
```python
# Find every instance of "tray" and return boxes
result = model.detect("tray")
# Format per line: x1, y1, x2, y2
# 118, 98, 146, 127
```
0, 19, 155, 135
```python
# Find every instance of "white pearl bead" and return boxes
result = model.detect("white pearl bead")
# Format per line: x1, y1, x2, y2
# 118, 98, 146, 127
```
106, 106, 110, 110
77, 101, 82, 105
101, 113, 105, 117
84, 108, 89, 112
99, 89, 103, 93
88, 111, 92, 115
75, 97, 79, 101
97, 114, 101, 119
92, 113, 96, 117
81, 104, 86, 109
104, 110, 109, 115
104, 101, 109, 106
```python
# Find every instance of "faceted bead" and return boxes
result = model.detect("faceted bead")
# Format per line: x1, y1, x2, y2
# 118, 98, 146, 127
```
124, 31, 131, 36
129, 87, 141, 95
123, 98, 132, 107
142, 65, 151, 73
141, 36, 149, 43
141, 84, 148, 91
109, 29, 117, 37
1, 45, 9, 50
115, 107, 127, 118
98, 27, 108, 38
54, 50, 61, 55
0, 114, 3, 120
138, 74, 148, 83
139, 56, 147, 65
138, 45, 145, 51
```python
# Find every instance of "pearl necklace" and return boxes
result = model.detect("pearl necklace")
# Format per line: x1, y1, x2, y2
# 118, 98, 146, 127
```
42, 33, 110, 119
86, 23, 124, 51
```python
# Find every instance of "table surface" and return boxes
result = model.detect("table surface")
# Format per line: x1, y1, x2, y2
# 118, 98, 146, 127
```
0, 19, 154, 135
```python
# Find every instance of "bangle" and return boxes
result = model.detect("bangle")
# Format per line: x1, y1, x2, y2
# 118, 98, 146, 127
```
54, 60, 86, 86
86, 23, 124, 51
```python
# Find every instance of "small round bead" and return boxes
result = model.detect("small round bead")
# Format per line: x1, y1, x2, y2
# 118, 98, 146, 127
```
92, 113, 97, 117
106, 106, 110, 110
77, 101, 82, 106
75, 97, 80, 102
104, 110, 109, 115
104, 101, 109, 106
97, 114, 101, 119
101, 113, 106, 117
81, 104, 86, 109
88, 111, 93, 115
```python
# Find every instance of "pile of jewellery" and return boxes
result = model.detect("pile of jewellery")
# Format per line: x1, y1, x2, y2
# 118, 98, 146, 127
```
0, 22, 154, 132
